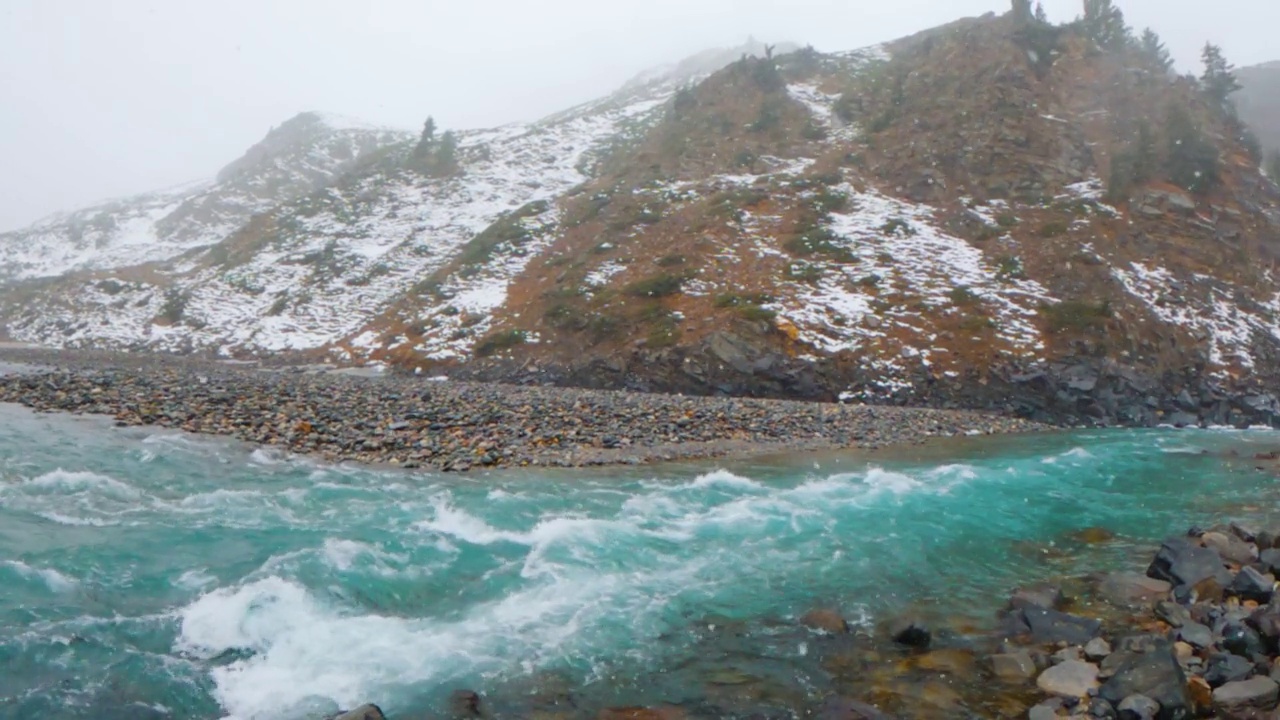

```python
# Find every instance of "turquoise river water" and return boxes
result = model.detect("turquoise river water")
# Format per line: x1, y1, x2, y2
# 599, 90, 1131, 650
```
3, 402, 1280, 719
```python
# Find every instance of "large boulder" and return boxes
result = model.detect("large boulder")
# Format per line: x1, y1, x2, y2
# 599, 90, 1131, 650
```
1098, 646, 1192, 720
1147, 537, 1231, 600
1212, 676, 1280, 715
1098, 572, 1172, 607
1037, 660, 1100, 698
1201, 531, 1258, 566
1005, 606, 1102, 645
1228, 566, 1276, 604
1204, 653, 1255, 688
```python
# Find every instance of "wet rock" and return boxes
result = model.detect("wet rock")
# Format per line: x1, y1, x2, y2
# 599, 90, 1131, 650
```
1073, 527, 1117, 544
1155, 601, 1192, 628
1213, 676, 1280, 714
801, 609, 849, 635
1009, 606, 1103, 645
597, 706, 686, 720
1099, 646, 1191, 720
1202, 531, 1258, 566
1205, 653, 1255, 687
1028, 701, 1063, 720
1229, 567, 1276, 604
1038, 660, 1101, 698
1086, 638, 1114, 662
1177, 621, 1214, 650
449, 689, 485, 717
889, 617, 930, 648
1053, 646, 1085, 664
1257, 548, 1280, 574
1222, 620, 1267, 659
1116, 694, 1159, 720
1147, 537, 1231, 600
1188, 676, 1214, 714
991, 651, 1038, 680
1100, 573, 1173, 607
1088, 697, 1117, 719
816, 697, 894, 719
1011, 582, 1065, 610
330, 705, 386, 720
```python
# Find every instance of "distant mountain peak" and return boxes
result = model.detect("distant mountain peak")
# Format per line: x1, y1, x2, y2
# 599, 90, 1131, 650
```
620, 38, 804, 91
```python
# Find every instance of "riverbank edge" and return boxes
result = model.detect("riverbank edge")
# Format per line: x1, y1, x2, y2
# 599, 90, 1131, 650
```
0, 348, 1050, 472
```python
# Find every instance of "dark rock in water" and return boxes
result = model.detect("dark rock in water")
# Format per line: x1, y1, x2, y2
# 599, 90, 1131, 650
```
1085, 637, 1113, 662
1204, 653, 1256, 687
889, 617, 931, 648
1099, 572, 1172, 607
1010, 582, 1065, 610
1247, 605, 1280, 653
329, 705, 386, 720
1231, 522, 1259, 543
817, 697, 895, 719
449, 689, 485, 717
1228, 566, 1276, 604
1098, 646, 1191, 720
1257, 548, 1280, 574
1212, 676, 1280, 714
1154, 601, 1191, 628
1007, 606, 1103, 645
1201, 531, 1258, 566
1088, 697, 1117, 719
1147, 537, 1231, 601
1258, 531, 1279, 550
1117, 694, 1160, 720
801, 609, 849, 635
1177, 621, 1214, 650
1222, 620, 1267, 659
991, 651, 1037, 680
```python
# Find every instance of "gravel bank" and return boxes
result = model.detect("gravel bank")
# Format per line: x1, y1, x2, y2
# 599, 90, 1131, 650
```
0, 348, 1048, 471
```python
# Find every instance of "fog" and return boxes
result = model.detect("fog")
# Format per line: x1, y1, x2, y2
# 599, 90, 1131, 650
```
1, 0, 1275, 232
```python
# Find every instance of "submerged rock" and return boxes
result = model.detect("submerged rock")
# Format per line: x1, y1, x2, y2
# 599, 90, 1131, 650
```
888, 617, 931, 648
991, 651, 1038, 680
1098, 572, 1172, 607
1037, 659, 1100, 697
801, 609, 849, 635
1006, 606, 1102, 645
329, 705, 386, 720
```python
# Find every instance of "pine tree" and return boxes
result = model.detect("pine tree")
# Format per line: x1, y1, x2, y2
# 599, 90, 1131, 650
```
434, 130, 459, 176
1139, 28, 1174, 73
1164, 103, 1220, 194
1081, 0, 1129, 51
1011, 0, 1033, 25
1034, 1, 1048, 23
1133, 121, 1157, 182
1200, 43, 1243, 107
413, 116, 437, 159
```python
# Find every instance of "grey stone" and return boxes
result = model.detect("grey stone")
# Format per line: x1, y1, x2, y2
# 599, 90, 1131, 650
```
1038, 660, 1101, 698
1085, 637, 1113, 662
1204, 652, 1254, 688
1213, 676, 1280, 713
1202, 531, 1258, 565
991, 651, 1037, 680
1116, 694, 1159, 720
1154, 601, 1191, 628
1100, 573, 1172, 607
1258, 548, 1280, 574
1146, 536, 1231, 599
1228, 566, 1275, 604
1099, 647, 1191, 720
1177, 621, 1213, 650
1010, 582, 1065, 611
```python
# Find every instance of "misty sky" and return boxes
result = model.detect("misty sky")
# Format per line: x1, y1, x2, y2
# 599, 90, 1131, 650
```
2, 0, 1276, 232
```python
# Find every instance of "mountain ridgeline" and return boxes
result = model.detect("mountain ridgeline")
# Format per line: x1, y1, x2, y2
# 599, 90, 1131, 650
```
2, 9, 1280, 428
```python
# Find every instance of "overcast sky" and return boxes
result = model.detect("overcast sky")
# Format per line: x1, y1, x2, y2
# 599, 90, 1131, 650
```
1, 0, 1275, 232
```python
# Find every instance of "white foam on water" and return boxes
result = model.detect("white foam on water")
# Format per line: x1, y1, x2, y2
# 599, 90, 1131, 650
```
35, 511, 121, 527
320, 539, 408, 573
3, 560, 78, 592
20, 468, 142, 500
687, 469, 765, 492
413, 496, 531, 545
176, 568, 219, 591
248, 448, 288, 466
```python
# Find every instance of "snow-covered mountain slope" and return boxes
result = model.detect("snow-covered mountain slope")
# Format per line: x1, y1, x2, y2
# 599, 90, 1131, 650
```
0, 112, 410, 283
4, 13, 1280, 422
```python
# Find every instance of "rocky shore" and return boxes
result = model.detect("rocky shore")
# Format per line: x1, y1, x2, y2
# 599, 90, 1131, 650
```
0, 348, 1045, 472
321, 523, 1280, 719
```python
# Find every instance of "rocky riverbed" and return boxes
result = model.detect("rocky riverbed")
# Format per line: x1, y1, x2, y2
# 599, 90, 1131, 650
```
319, 523, 1280, 719
0, 348, 1046, 472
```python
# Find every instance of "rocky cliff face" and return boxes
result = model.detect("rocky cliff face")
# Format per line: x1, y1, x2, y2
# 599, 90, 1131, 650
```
3, 15, 1280, 427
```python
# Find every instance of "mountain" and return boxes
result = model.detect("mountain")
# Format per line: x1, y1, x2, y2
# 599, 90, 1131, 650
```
3, 18, 1280, 427
1237, 61, 1280, 152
